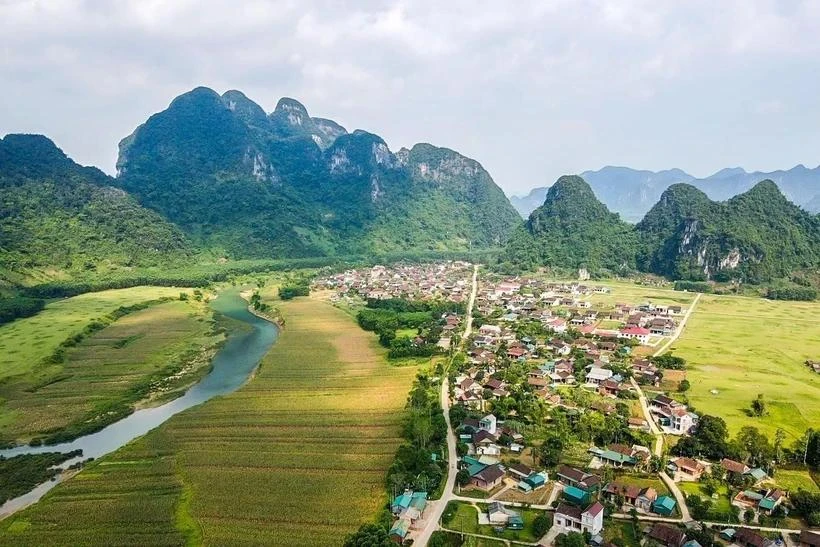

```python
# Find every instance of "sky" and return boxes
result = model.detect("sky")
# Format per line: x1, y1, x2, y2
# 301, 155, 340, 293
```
2, 0, 820, 196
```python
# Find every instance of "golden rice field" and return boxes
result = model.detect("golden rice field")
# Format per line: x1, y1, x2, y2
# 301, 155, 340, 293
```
0, 295, 417, 546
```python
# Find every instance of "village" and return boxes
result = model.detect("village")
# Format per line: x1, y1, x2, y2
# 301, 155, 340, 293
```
316, 264, 820, 547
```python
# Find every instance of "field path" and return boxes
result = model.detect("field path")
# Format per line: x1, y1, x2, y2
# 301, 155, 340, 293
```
414, 263, 478, 546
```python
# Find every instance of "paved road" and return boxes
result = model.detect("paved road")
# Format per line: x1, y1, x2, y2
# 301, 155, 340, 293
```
630, 293, 702, 520
414, 264, 479, 546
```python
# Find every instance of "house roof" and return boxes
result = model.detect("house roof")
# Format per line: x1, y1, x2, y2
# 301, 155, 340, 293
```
475, 464, 504, 483
563, 485, 589, 503
585, 501, 604, 517
800, 529, 820, 547
648, 523, 685, 546
654, 495, 677, 510
555, 503, 583, 520
509, 463, 532, 477
735, 528, 773, 547
389, 518, 410, 538
721, 458, 748, 474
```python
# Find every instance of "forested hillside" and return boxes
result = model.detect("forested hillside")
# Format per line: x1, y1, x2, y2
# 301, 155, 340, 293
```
0, 134, 192, 283
115, 87, 521, 258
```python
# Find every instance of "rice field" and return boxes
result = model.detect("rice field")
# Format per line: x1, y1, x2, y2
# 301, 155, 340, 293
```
0, 300, 218, 444
0, 295, 417, 546
669, 294, 820, 439
0, 286, 190, 381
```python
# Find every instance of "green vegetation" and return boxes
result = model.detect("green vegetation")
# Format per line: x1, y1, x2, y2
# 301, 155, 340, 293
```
0, 297, 44, 326
0, 451, 82, 504
673, 294, 820, 437
115, 87, 520, 259
0, 134, 192, 281
0, 286, 186, 382
277, 283, 310, 300
501, 175, 638, 274
501, 175, 820, 287
0, 299, 221, 445
445, 502, 546, 543
0, 293, 416, 545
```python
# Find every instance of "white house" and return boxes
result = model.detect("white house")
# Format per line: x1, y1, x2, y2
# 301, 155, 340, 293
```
554, 502, 604, 535
479, 414, 497, 436
585, 367, 613, 385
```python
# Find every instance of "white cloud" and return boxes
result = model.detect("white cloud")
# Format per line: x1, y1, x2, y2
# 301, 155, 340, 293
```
1, 0, 819, 193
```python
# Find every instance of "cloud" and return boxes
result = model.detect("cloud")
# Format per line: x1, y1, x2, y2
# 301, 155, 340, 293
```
1, 0, 819, 193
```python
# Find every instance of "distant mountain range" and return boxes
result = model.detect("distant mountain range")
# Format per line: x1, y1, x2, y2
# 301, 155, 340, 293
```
510, 165, 820, 221
503, 175, 820, 282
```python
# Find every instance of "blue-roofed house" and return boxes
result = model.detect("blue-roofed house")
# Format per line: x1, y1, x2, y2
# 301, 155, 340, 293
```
389, 518, 410, 543
653, 495, 677, 516
564, 485, 591, 505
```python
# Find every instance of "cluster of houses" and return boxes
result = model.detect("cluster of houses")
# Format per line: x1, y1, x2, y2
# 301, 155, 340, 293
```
314, 261, 473, 303
473, 276, 685, 347
388, 490, 428, 543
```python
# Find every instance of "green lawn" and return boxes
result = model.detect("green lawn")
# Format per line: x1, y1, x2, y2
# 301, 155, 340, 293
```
604, 519, 640, 546
0, 286, 189, 381
678, 482, 737, 522
0, 300, 219, 444
447, 502, 546, 543
0, 295, 417, 546
671, 294, 820, 438
768, 469, 819, 493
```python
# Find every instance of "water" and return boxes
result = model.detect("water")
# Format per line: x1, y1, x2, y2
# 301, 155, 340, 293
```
0, 288, 279, 516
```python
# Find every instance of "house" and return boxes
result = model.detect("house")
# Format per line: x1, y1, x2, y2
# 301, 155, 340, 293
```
721, 458, 750, 476
589, 444, 650, 468
618, 326, 650, 345
508, 463, 533, 480
556, 465, 601, 492
563, 485, 591, 505
650, 395, 696, 434
487, 502, 524, 529
479, 414, 498, 435
554, 502, 604, 536
602, 482, 642, 506
653, 495, 677, 516
585, 367, 613, 385
389, 518, 410, 544
470, 463, 504, 491
635, 487, 658, 512
734, 527, 777, 547
647, 523, 686, 547
671, 457, 706, 480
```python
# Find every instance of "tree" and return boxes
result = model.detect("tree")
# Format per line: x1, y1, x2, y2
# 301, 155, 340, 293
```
538, 434, 564, 467
678, 379, 691, 392
456, 469, 471, 487
750, 394, 767, 417
343, 523, 392, 547
735, 426, 773, 467
555, 532, 587, 547
743, 509, 756, 524
532, 513, 551, 537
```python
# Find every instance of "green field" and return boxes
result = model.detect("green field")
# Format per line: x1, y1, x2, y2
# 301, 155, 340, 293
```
767, 469, 819, 493
446, 502, 545, 543
0, 286, 190, 381
0, 300, 219, 444
0, 295, 417, 546
678, 482, 736, 522
670, 294, 820, 438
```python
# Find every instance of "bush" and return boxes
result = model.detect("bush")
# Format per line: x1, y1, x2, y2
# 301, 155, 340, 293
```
278, 284, 310, 300
0, 296, 45, 326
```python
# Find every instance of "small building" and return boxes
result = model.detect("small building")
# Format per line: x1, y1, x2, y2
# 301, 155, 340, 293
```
671, 457, 706, 480
470, 463, 504, 491
389, 518, 410, 544
800, 529, 820, 547
734, 527, 778, 547
563, 485, 591, 505
487, 502, 523, 529
635, 487, 657, 512
653, 495, 677, 516
647, 523, 685, 547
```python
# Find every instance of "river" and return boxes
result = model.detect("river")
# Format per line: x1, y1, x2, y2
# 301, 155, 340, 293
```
0, 288, 279, 517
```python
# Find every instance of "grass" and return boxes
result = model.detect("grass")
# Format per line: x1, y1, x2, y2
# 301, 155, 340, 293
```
447, 502, 545, 543
768, 469, 819, 493
678, 482, 737, 522
603, 519, 640, 546
0, 286, 189, 382
0, 294, 417, 546
670, 294, 820, 438
0, 300, 218, 444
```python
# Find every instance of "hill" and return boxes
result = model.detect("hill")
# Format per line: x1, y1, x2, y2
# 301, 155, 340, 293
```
0, 134, 192, 283
501, 175, 637, 272
636, 180, 820, 282
512, 165, 820, 221
116, 87, 520, 258
503, 175, 820, 283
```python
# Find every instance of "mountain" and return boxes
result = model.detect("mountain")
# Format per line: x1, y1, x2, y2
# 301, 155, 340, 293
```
0, 134, 192, 281
636, 180, 820, 282
503, 175, 820, 282
500, 175, 637, 272
512, 165, 820, 221
116, 87, 520, 258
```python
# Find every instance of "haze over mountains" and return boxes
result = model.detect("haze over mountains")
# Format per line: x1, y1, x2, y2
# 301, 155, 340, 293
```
511, 165, 820, 221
